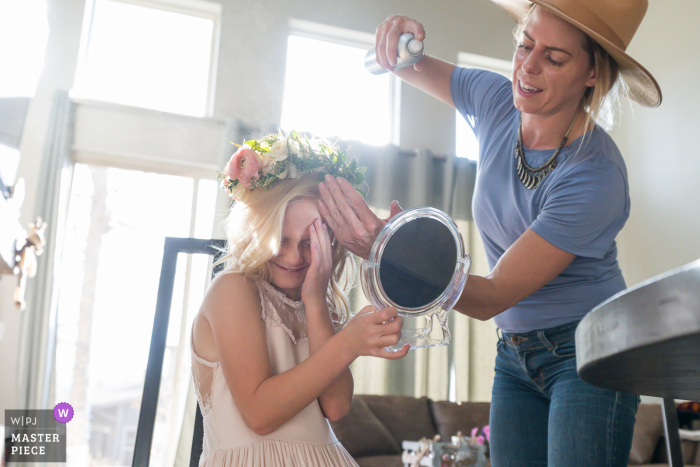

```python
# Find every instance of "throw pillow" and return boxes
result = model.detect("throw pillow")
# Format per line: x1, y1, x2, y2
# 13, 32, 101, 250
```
361, 395, 438, 447
329, 395, 401, 458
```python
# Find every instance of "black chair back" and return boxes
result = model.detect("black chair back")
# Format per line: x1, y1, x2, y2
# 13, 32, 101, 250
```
132, 237, 225, 467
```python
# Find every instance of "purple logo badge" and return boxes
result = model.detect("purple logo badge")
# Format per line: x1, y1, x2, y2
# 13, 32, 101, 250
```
53, 402, 74, 423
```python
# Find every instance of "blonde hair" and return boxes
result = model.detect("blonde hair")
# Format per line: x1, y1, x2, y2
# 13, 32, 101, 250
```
216, 175, 355, 330
514, 5, 626, 133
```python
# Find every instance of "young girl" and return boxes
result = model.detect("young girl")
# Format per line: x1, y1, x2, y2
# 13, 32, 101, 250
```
190, 131, 408, 467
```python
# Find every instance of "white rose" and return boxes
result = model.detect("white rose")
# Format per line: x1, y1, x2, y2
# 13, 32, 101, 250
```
286, 138, 302, 156
254, 151, 273, 174
267, 139, 288, 162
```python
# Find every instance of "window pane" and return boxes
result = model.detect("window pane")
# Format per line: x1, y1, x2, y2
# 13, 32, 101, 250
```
193, 179, 217, 238
0, 144, 21, 185
281, 35, 393, 146
75, 0, 214, 116
55, 164, 196, 466
0, 0, 49, 97
456, 113, 479, 160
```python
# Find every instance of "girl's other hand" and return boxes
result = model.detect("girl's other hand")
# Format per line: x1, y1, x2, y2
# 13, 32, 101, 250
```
301, 218, 333, 311
340, 305, 410, 359
375, 15, 426, 72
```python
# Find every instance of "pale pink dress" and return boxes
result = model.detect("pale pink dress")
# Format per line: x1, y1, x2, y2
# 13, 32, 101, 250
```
190, 280, 358, 467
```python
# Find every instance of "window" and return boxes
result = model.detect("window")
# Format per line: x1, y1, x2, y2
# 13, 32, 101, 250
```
455, 52, 512, 160
0, 0, 49, 98
281, 20, 397, 146
54, 164, 218, 466
73, 0, 221, 117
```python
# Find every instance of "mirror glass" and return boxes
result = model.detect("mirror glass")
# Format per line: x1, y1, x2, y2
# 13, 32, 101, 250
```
379, 217, 457, 309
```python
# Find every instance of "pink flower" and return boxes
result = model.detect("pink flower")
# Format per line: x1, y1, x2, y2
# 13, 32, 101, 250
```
477, 435, 485, 445
471, 427, 479, 438
225, 147, 261, 189
483, 425, 490, 441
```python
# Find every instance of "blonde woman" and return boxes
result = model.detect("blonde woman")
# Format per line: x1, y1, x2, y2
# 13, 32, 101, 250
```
318, 1, 662, 466
190, 132, 408, 467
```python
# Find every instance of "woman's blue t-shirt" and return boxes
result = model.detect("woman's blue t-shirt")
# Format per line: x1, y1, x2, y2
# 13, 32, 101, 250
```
451, 67, 630, 333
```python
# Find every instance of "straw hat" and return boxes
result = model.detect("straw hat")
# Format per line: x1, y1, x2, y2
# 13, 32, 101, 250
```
490, 0, 662, 107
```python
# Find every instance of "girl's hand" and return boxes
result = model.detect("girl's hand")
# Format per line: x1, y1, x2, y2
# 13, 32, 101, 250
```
375, 15, 426, 72
340, 305, 410, 359
301, 218, 333, 311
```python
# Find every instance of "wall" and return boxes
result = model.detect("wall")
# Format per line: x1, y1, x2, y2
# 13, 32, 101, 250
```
614, 0, 700, 287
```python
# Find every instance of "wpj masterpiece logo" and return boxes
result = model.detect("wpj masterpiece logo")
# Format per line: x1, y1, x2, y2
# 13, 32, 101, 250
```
4, 404, 72, 463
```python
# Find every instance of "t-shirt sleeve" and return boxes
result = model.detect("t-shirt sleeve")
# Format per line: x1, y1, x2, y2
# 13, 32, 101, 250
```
451, 66, 512, 131
529, 156, 630, 259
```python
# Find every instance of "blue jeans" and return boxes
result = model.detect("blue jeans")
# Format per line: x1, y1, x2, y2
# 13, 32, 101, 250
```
489, 321, 640, 467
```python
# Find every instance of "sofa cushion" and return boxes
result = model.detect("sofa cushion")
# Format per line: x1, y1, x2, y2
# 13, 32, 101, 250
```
361, 395, 437, 447
430, 400, 491, 442
329, 395, 400, 458
630, 404, 664, 464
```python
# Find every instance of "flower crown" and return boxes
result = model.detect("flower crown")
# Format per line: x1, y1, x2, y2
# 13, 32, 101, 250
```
218, 130, 367, 201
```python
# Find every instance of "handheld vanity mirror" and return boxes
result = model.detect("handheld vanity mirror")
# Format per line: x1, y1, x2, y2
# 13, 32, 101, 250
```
361, 207, 471, 351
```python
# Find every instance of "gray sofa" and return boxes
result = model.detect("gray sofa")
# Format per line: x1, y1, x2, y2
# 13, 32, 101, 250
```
329, 395, 700, 467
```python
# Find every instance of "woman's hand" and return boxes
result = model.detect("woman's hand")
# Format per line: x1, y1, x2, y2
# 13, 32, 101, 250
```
318, 175, 403, 259
301, 218, 333, 311
375, 15, 426, 72
340, 305, 410, 359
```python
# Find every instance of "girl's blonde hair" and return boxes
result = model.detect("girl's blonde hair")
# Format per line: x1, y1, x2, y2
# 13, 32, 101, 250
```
216, 175, 355, 330
514, 5, 627, 133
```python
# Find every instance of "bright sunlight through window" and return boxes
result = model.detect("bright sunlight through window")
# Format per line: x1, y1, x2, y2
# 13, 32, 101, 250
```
281, 35, 394, 146
0, 0, 49, 97
74, 0, 216, 116
455, 52, 512, 160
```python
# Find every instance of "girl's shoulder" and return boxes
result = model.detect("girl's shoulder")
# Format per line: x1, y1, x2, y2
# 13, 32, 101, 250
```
202, 272, 262, 320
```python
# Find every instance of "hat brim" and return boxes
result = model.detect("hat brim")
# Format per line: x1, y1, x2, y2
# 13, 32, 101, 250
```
491, 0, 662, 107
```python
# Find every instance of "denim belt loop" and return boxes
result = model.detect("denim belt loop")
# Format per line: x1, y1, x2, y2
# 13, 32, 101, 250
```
537, 329, 555, 350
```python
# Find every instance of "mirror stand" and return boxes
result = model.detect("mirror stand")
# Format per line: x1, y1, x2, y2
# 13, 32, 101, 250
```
387, 309, 451, 352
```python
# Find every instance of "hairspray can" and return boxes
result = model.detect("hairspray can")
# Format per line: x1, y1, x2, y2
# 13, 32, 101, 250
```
364, 33, 424, 75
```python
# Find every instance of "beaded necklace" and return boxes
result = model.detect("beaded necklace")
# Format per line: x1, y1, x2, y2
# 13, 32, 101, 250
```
515, 113, 577, 189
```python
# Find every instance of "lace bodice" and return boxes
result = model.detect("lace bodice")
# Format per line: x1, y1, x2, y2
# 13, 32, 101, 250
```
256, 280, 308, 347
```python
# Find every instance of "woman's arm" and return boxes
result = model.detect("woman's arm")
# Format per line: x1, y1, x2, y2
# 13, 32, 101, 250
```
198, 272, 407, 436
316, 177, 577, 322
373, 15, 456, 107
455, 229, 575, 320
